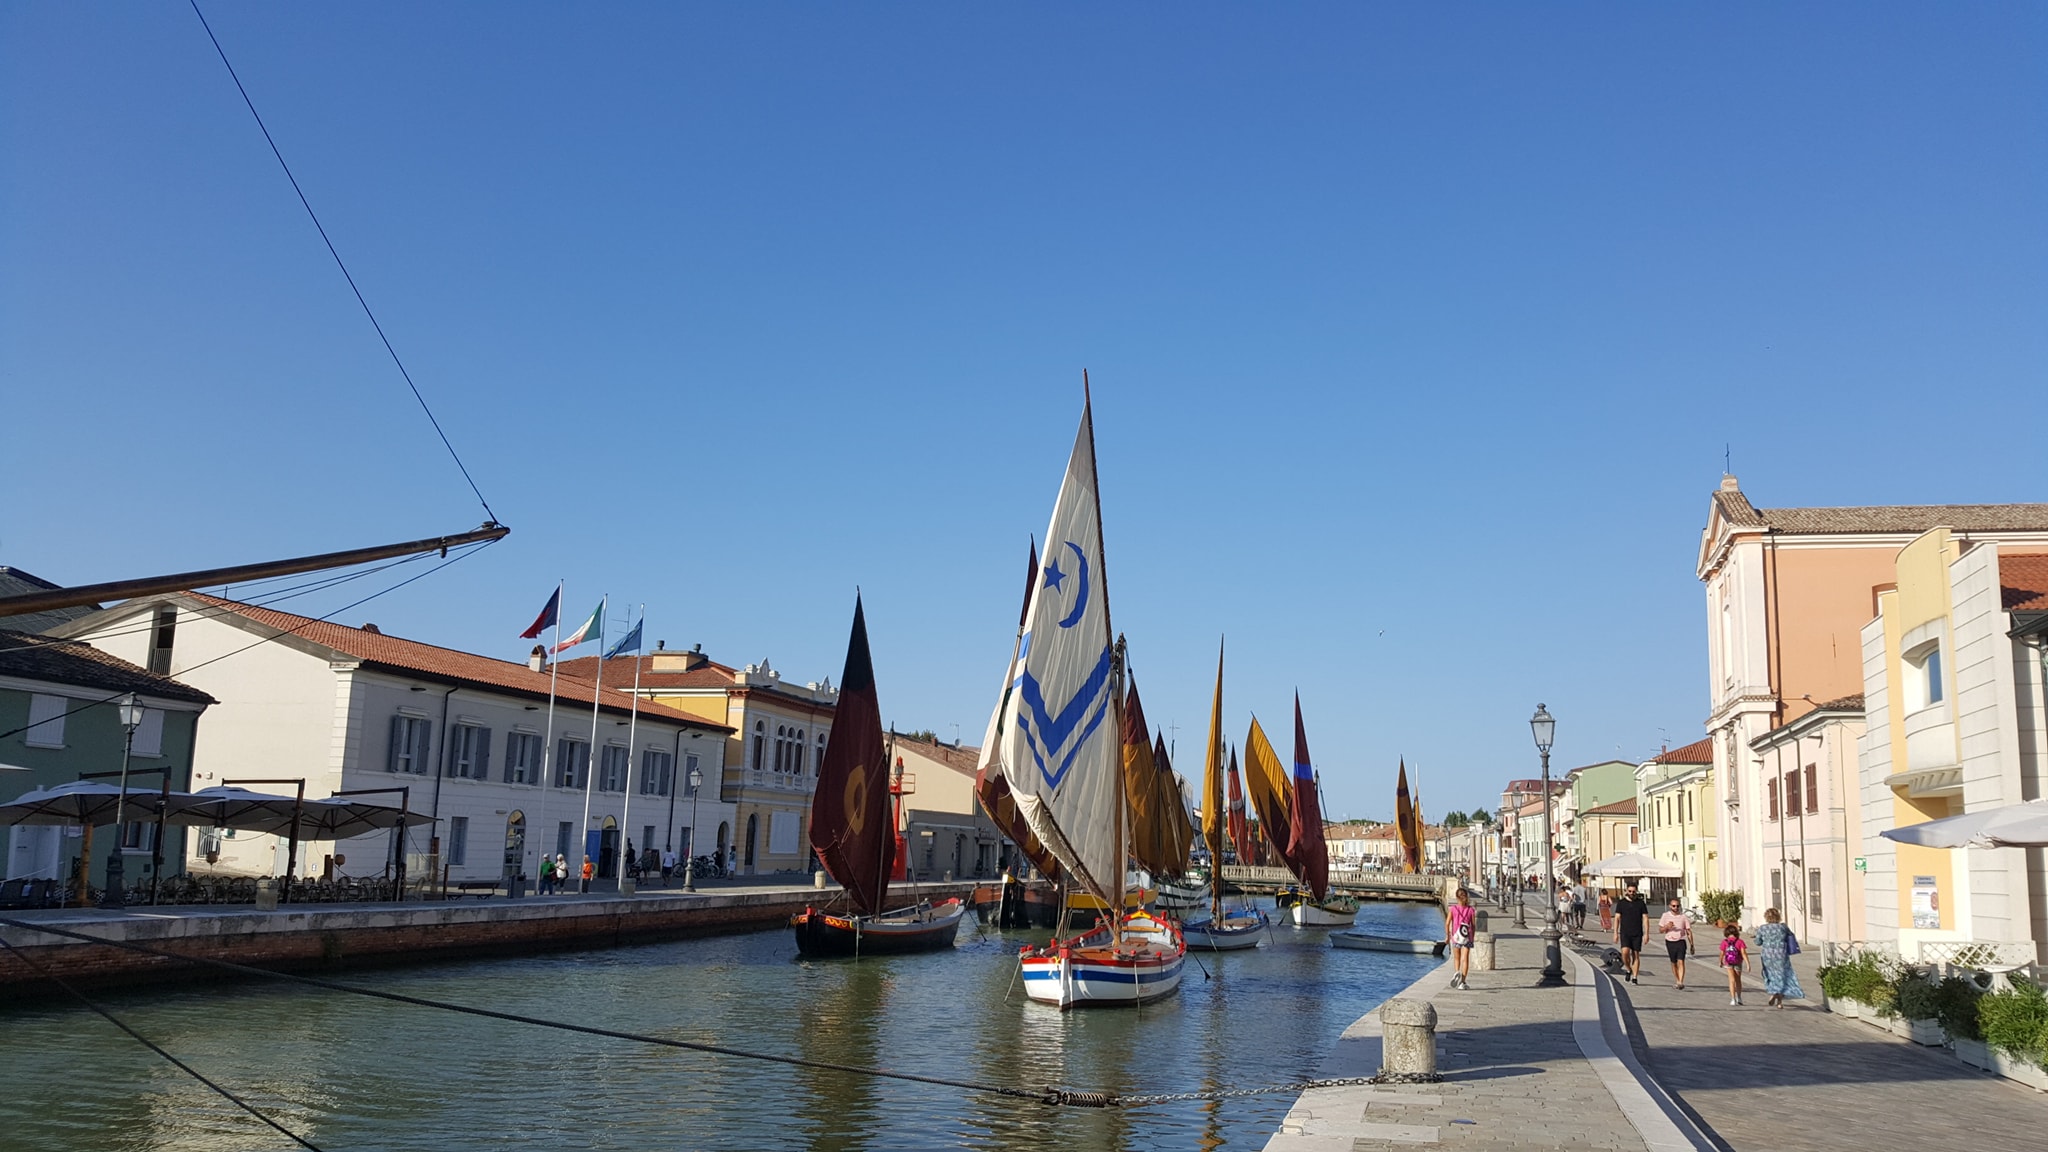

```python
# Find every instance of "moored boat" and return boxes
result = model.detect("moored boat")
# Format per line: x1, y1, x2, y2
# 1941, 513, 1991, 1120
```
1182, 638, 1268, 951
1021, 910, 1186, 1007
1331, 930, 1442, 954
1182, 908, 1269, 950
793, 899, 968, 956
1284, 892, 1359, 927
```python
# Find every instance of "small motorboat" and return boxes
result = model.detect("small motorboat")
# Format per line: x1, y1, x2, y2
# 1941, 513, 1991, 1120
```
1278, 887, 1359, 927
1331, 931, 1444, 955
1181, 907, 1268, 950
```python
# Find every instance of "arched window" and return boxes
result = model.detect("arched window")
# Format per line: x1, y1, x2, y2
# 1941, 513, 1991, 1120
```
793, 729, 805, 775
817, 733, 827, 774
752, 721, 765, 771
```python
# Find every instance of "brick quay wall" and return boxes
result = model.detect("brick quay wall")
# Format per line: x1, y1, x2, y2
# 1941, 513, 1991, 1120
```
0, 882, 979, 999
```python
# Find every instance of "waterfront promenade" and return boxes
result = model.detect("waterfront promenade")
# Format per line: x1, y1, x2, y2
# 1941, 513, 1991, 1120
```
1268, 905, 2043, 1151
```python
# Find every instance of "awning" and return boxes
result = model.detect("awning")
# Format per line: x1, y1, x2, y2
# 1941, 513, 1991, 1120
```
1881, 799, 2048, 849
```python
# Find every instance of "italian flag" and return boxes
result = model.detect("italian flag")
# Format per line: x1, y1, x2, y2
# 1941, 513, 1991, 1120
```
550, 600, 604, 655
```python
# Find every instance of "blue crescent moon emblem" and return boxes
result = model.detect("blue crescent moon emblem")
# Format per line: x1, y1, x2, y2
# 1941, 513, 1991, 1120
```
1057, 541, 1090, 629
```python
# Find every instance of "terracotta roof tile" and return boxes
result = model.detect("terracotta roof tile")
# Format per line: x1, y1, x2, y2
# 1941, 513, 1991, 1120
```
0, 629, 214, 705
180, 595, 728, 731
1580, 797, 1639, 817
2001, 554, 2048, 612
892, 732, 981, 776
1753, 504, 2048, 535
1811, 693, 1865, 713
1652, 737, 1714, 765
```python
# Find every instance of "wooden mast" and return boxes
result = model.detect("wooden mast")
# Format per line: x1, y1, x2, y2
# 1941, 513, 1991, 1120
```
1082, 371, 1125, 945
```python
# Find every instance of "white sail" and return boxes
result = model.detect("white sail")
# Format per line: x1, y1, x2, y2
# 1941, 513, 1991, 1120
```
989, 403, 1121, 906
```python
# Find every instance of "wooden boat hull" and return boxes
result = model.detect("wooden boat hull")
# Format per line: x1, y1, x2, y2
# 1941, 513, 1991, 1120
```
1331, 931, 1442, 954
970, 881, 1060, 929
1020, 912, 1186, 1009
790, 899, 967, 957
1287, 900, 1359, 927
1181, 910, 1267, 950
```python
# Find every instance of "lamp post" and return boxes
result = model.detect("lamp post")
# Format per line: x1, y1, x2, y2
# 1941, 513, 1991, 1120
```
683, 763, 705, 891
99, 694, 147, 909
1531, 703, 1565, 985
1511, 785, 1527, 925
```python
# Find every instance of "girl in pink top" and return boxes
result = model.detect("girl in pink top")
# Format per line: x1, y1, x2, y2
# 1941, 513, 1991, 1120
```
1445, 888, 1478, 990
1719, 924, 1750, 1006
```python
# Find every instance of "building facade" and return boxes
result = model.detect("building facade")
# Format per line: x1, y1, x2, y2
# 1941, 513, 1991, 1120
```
1697, 478, 2048, 927
890, 732, 1006, 882
1859, 530, 2048, 964
1, 630, 213, 892
54, 595, 732, 885
1636, 739, 1718, 907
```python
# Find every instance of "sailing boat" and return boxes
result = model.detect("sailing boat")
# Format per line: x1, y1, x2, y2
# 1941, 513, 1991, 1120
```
979, 389, 1187, 1009
791, 595, 966, 957
1182, 640, 1269, 950
1272, 696, 1359, 927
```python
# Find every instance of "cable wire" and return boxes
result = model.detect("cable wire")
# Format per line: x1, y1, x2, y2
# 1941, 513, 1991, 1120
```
186, 0, 497, 524
0, 935, 325, 1150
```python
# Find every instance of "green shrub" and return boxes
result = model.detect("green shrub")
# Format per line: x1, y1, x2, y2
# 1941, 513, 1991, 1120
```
1935, 976, 1984, 1041
1818, 951, 1901, 1013
1896, 974, 1942, 1021
1977, 978, 2048, 1063
1700, 889, 1743, 926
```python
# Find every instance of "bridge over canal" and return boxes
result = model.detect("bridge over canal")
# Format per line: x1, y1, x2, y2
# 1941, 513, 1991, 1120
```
1219, 865, 1458, 905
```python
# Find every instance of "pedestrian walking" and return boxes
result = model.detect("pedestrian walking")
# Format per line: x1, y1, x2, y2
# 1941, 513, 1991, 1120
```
1613, 882, 1649, 984
1556, 885, 1574, 931
1571, 884, 1587, 930
1657, 898, 1693, 989
554, 853, 568, 893
580, 855, 594, 893
538, 854, 556, 896
660, 848, 676, 885
1598, 889, 1614, 931
1719, 923, 1750, 1005
1444, 887, 1478, 989
726, 844, 737, 876
1755, 907, 1805, 1008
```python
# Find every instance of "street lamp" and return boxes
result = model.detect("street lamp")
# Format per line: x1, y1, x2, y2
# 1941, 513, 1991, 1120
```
1531, 703, 1565, 985
683, 762, 705, 891
100, 694, 147, 909
1509, 784, 1526, 924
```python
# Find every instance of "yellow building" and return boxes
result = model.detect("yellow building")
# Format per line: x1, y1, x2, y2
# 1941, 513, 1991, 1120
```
1637, 739, 1718, 906
560, 645, 836, 876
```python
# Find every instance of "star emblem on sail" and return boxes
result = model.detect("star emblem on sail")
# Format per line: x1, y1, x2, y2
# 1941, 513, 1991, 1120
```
975, 401, 1122, 906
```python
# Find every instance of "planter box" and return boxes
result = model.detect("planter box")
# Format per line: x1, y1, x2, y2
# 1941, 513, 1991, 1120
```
1953, 1038, 1994, 1071
1989, 1049, 2048, 1092
1832, 997, 1862, 1019
1884, 1015, 1913, 1039
1906, 1018, 1945, 1046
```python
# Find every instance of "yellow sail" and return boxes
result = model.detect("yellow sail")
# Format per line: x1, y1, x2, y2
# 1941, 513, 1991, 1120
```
1242, 717, 1293, 865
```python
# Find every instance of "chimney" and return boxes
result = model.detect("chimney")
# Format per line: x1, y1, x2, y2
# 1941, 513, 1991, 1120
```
529, 645, 547, 673
361, 623, 381, 635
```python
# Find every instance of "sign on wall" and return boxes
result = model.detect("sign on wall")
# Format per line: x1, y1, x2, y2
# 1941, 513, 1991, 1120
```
1911, 875, 1940, 929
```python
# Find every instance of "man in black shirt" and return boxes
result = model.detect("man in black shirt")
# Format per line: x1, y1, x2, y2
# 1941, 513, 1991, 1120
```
1612, 882, 1650, 984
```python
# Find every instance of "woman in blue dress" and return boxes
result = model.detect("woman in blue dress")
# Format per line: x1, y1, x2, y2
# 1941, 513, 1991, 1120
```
1755, 907, 1804, 1008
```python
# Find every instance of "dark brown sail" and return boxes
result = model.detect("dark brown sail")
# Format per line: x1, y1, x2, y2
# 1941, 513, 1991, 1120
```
809, 594, 894, 915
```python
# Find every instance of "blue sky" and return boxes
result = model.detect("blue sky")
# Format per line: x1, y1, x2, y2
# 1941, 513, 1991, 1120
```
4, 4, 2042, 821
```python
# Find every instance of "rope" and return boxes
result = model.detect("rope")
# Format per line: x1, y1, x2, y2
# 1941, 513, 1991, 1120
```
0, 935, 325, 1150
0, 915, 1423, 1110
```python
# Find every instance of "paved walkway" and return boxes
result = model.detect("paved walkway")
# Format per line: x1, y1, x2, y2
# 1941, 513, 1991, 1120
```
1605, 932, 2044, 1152
1265, 924, 1689, 1151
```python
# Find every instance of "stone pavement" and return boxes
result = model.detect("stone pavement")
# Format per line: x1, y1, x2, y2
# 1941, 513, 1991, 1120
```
1264, 923, 1696, 1151
1605, 931, 2045, 1152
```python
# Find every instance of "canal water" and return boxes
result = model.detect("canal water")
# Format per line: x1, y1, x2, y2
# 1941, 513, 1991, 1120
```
0, 898, 1444, 1151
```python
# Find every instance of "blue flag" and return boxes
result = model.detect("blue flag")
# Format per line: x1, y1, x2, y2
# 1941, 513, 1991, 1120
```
604, 616, 643, 660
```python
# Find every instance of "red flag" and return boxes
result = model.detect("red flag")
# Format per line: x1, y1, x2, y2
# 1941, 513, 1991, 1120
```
519, 587, 560, 640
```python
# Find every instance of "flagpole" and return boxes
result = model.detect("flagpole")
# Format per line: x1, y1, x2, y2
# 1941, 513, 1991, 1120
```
580, 594, 607, 885
534, 581, 563, 883
616, 606, 645, 889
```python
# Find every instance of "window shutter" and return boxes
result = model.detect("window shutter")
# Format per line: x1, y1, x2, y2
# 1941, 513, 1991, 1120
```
416, 720, 433, 776
504, 733, 518, 783
389, 715, 406, 772
477, 729, 492, 781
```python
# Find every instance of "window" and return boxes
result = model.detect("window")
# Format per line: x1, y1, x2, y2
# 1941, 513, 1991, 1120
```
1767, 777, 1780, 822
817, 733, 826, 771
147, 604, 178, 675
641, 749, 674, 796
504, 733, 542, 785
388, 715, 433, 775
1720, 601, 1735, 686
752, 722, 765, 770
793, 729, 805, 776
598, 745, 630, 792
1784, 772, 1799, 818
1808, 868, 1823, 920
1905, 641, 1945, 710
118, 820, 156, 852
1805, 765, 1819, 815
556, 821, 574, 859
555, 739, 589, 789
642, 825, 655, 853
25, 694, 66, 748
776, 725, 789, 772
131, 708, 165, 757
448, 816, 469, 867
446, 724, 492, 780
1770, 868, 1784, 914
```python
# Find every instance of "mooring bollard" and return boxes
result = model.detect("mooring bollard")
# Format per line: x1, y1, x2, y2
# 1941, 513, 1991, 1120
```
814, 870, 827, 889
1472, 931, 1496, 972
1474, 909, 1490, 933
1379, 998, 1438, 1080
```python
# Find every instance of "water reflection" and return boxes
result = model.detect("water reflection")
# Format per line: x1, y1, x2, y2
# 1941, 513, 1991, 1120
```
1, 898, 1443, 1150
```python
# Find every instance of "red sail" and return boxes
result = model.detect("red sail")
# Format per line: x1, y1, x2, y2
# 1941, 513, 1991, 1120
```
1226, 746, 1253, 865
809, 594, 895, 915
1284, 694, 1330, 901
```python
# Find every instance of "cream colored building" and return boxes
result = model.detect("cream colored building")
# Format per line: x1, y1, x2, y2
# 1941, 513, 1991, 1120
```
1750, 694, 1865, 947
890, 732, 1007, 881
1637, 738, 1719, 907
1696, 479, 2048, 927
1859, 529, 2048, 964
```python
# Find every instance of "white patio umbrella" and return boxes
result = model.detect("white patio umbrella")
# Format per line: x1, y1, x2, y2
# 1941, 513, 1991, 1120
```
0, 780, 169, 827
1880, 799, 2048, 849
1584, 850, 1682, 878
163, 786, 312, 836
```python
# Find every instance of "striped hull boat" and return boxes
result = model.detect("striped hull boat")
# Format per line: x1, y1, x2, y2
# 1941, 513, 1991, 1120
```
1020, 912, 1186, 1009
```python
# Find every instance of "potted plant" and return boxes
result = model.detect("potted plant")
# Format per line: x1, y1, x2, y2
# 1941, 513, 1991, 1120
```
1700, 889, 1742, 930
1978, 977, 2048, 1091
1937, 976, 1991, 1069
1895, 974, 1947, 1046
1819, 962, 1862, 1018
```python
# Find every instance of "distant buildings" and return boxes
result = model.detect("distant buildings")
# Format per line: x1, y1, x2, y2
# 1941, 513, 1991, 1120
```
1636, 738, 1717, 905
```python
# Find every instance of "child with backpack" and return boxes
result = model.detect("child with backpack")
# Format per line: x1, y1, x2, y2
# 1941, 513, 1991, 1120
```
1719, 923, 1750, 1006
